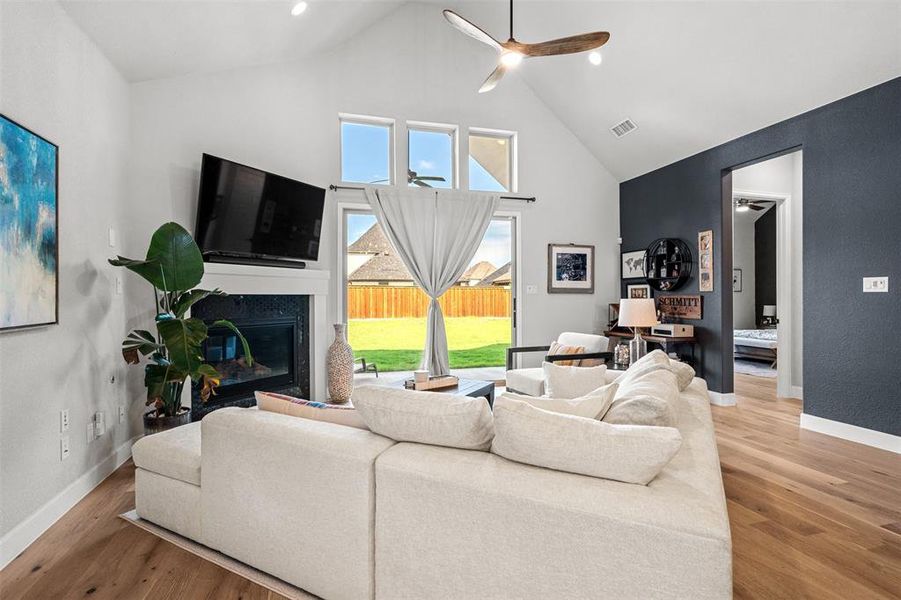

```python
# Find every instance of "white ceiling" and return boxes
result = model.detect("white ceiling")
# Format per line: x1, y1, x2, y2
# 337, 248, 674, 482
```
61, 0, 901, 181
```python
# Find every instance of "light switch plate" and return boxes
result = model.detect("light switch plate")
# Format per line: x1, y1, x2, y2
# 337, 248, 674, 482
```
863, 276, 888, 293
60, 409, 69, 433
526, 285, 538, 295
108, 226, 117, 248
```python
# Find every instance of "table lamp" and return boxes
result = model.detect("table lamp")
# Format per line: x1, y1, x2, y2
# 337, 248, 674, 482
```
618, 298, 660, 365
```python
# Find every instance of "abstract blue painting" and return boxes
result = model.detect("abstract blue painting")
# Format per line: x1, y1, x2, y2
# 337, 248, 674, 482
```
0, 114, 58, 331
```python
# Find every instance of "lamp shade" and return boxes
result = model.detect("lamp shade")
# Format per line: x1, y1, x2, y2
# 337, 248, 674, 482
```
762, 305, 777, 317
618, 298, 659, 327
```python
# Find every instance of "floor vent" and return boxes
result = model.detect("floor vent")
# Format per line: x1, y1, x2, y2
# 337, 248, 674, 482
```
611, 118, 638, 138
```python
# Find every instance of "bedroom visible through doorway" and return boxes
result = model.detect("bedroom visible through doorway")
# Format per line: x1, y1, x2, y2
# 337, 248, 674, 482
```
730, 150, 803, 400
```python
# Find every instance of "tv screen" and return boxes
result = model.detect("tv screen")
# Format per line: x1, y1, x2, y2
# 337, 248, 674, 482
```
194, 154, 325, 262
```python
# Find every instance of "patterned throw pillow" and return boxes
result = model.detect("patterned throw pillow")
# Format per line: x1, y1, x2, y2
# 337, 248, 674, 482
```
255, 391, 368, 430
548, 341, 586, 366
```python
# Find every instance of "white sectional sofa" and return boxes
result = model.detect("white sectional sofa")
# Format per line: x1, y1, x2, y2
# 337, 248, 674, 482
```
131, 378, 732, 599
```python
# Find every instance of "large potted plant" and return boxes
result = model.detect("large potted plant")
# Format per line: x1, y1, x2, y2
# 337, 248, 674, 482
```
109, 222, 252, 434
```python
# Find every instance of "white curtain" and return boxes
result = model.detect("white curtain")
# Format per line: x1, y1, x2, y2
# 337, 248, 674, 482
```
365, 188, 500, 375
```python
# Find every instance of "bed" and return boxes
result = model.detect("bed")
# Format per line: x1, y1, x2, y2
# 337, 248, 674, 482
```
734, 329, 778, 367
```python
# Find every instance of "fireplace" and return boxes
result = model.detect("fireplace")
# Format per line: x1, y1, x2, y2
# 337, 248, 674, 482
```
190, 294, 310, 420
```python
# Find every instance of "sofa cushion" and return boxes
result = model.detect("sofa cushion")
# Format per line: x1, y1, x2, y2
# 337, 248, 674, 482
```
498, 382, 618, 419
255, 390, 368, 430
606, 368, 679, 427
543, 361, 607, 398
615, 349, 695, 391
505, 367, 545, 396
352, 385, 495, 450
558, 332, 608, 367
131, 421, 201, 486
547, 341, 585, 366
491, 396, 683, 485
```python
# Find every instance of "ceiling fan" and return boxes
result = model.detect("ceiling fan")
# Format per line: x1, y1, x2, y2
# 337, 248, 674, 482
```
734, 198, 776, 212
443, 0, 610, 93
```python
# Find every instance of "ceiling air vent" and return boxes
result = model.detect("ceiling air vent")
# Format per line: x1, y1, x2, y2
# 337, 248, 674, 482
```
611, 118, 637, 138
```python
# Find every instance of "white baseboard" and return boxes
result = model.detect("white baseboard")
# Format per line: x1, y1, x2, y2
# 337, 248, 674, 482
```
0, 436, 138, 570
800, 414, 900, 454
708, 391, 737, 406
790, 386, 804, 400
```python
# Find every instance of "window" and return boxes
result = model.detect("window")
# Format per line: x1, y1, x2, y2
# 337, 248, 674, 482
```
469, 129, 516, 193
340, 115, 393, 185
407, 124, 456, 189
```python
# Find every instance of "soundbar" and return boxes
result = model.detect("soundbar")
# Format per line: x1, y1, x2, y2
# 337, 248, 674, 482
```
203, 252, 307, 270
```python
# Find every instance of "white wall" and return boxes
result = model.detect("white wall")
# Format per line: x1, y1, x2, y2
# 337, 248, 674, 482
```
126, 3, 620, 376
732, 211, 757, 329
732, 152, 803, 388
0, 1, 134, 559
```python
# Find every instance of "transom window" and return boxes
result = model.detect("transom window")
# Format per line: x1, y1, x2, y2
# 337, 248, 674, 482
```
407, 123, 456, 189
340, 115, 394, 185
469, 129, 515, 193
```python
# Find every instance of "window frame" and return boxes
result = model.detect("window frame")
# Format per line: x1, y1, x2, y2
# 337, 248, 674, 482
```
406, 120, 459, 190
468, 127, 518, 193
339, 113, 396, 187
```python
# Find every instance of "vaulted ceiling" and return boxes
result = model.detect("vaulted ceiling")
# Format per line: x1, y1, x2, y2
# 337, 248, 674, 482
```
61, 0, 901, 181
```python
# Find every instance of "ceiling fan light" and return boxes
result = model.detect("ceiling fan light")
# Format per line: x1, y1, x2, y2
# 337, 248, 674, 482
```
290, 1, 308, 16
500, 50, 524, 68
588, 51, 602, 66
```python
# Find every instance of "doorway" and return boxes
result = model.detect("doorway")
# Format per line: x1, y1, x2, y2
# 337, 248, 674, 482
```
730, 150, 803, 400
342, 208, 518, 380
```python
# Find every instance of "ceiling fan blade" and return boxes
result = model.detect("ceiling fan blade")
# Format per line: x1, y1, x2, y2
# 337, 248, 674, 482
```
416, 176, 446, 181
413, 180, 431, 188
749, 204, 766, 211
478, 65, 506, 94
517, 31, 610, 57
443, 10, 502, 51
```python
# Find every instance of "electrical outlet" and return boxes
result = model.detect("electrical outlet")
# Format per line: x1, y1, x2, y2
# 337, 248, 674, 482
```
862, 276, 888, 292
87, 422, 95, 444
94, 411, 106, 437
115, 276, 123, 295
108, 226, 117, 248
118, 405, 126, 424
60, 409, 70, 433
60, 436, 70, 461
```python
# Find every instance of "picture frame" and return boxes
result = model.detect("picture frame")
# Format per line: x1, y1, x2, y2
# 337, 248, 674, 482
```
1, 113, 59, 332
627, 284, 651, 299
548, 243, 594, 294
698, 230, 714, 292
621, 249, 646, 279
733, 269, 742, 292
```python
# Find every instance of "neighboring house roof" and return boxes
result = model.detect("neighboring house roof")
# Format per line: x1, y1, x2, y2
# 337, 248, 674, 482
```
459, 261, 496, 282
348, 223, 393, 254
477, 262, 511, 286
348, 253, 412, 282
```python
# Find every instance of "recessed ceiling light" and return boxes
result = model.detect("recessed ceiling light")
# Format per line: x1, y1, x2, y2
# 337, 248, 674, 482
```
500, 50, 524, 68
588, 51, 602, 66
291, 1, 308, 16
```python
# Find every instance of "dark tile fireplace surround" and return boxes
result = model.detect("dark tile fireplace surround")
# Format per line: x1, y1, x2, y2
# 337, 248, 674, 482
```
190, 294, 310, 421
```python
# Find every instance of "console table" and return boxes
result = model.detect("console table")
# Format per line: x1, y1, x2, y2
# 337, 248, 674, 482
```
604, 330, 698, 366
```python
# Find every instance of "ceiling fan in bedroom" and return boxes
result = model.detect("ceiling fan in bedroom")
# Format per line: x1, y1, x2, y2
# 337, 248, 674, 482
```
443, 0, 610, 93
734, 198, 776, 212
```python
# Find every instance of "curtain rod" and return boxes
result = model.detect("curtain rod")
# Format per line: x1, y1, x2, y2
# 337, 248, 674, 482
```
328, 184, 536, 203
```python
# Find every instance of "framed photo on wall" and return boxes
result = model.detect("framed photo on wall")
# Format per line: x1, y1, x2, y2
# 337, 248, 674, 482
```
627, 284, 651, 299
698, 230, 714, 292
621, 250, 646, 279
548, 243, 594, 294
733, 269, 742, 292
0, 113, 59, 332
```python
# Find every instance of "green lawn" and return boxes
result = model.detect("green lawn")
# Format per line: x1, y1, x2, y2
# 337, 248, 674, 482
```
348, 317, 511, 372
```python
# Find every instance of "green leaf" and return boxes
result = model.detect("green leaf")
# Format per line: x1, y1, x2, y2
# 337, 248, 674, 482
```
171, 288, 225, 319
144, 363, 187, 403
157, 318, 207, 373
211, 319, 253, 366
122, 329, 161, 354
109, 222, 204, 291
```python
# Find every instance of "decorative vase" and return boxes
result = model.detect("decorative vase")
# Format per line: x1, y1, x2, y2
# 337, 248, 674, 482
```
327, 323, 354, 404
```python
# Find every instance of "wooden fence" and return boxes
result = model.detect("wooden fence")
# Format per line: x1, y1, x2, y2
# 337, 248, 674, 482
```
348, 286, 511, 319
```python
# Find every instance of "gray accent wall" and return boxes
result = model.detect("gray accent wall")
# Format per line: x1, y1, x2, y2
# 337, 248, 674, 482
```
754, 207, 776, 327
620, 77, 901, 436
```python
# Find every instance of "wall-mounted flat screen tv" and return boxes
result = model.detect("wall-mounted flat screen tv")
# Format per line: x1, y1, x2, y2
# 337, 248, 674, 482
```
194, 153, 325, 264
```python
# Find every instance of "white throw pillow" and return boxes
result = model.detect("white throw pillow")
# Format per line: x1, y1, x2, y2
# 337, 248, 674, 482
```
606, 368, 679, 427
498, 382, 618, 419
543, 362, 608, 399
615, 350, 695, 392
352, 385, 494, 450
491, 396, 682, 485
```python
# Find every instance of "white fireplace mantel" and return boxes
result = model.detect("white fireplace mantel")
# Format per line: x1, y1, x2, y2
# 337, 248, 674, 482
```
199, 262, 331, 402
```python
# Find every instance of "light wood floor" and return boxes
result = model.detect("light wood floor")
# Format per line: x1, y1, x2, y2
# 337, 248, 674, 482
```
2, 374, 899, 599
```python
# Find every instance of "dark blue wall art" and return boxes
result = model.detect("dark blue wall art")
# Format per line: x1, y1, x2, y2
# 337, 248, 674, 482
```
0, 114, 59, 331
